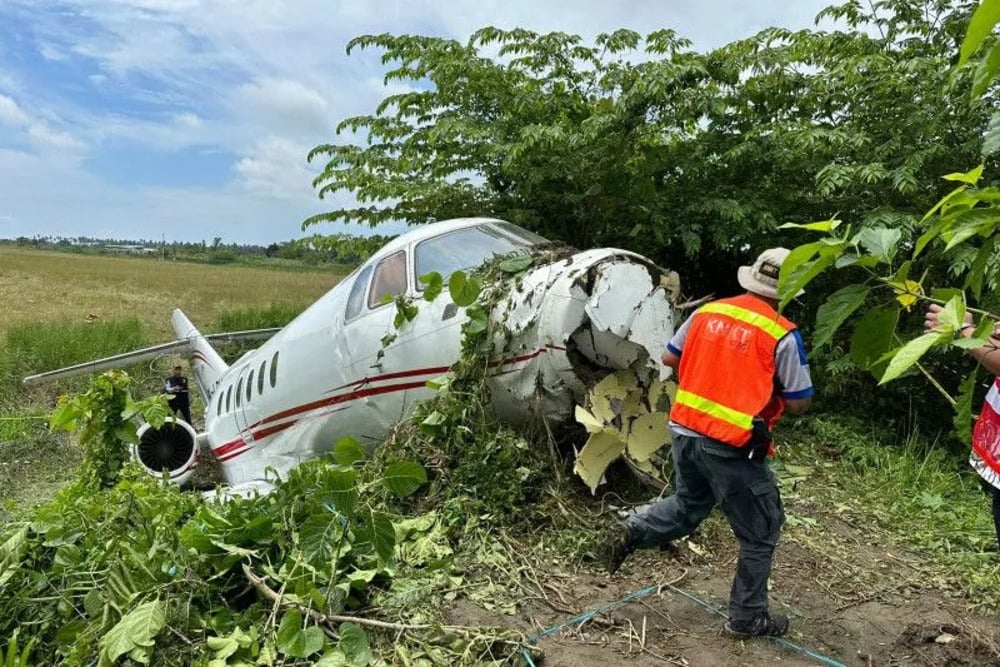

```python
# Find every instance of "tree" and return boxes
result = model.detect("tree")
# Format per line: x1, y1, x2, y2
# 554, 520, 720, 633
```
775, 0, 1000, 440
308, 1, 991, 295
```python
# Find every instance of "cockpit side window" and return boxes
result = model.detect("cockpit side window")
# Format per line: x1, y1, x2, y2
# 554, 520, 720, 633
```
368, 250, 408, 309
414, 224, 541, 286
345, 264, 374, 321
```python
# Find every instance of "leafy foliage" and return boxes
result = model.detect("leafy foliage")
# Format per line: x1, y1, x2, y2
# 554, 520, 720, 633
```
49, 370, 170, 490
308, 1, 992, 296
0, 366, 548, 665
375, 251, 561, 523
780, 163, 1000, 422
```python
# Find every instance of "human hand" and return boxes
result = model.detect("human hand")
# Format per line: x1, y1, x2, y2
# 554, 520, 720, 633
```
923, 304, 943, 331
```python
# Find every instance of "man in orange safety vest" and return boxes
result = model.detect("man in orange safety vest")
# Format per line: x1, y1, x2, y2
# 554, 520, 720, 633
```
605, 248, 813, 639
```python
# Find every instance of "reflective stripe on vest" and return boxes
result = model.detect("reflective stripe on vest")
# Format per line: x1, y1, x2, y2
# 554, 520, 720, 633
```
697, 302, 789, 341
674, 389, 754, 431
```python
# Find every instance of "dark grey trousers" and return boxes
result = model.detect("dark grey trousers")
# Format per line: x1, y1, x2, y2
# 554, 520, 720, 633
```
627, 433, 784, 622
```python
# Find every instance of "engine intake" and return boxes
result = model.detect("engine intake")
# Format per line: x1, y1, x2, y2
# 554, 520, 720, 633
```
133, 418, 198, 486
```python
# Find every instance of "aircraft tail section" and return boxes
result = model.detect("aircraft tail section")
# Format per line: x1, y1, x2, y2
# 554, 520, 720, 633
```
171, 309, 228, 400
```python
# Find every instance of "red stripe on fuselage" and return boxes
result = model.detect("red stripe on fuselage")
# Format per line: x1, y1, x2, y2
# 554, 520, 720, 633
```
218, 345, 567, 462
191, 350, 213, 368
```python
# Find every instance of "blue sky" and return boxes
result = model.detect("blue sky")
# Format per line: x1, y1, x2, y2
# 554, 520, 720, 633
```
0, 0, 832, 245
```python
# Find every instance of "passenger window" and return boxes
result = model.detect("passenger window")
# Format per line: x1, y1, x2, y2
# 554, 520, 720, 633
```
368, 251, 407, 309
345, 265, 373, 321
246, 370, 254, 402
270, 351, 279, 388
226, 385, 232, 412
217, 392, 223, 417
258, 361, 266, 395
236, 378, 243, 407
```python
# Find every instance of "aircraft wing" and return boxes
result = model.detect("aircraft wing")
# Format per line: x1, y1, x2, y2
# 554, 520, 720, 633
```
22, 327, 282, 387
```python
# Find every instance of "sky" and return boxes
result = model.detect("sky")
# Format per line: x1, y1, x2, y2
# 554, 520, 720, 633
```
0, 0, 833, 245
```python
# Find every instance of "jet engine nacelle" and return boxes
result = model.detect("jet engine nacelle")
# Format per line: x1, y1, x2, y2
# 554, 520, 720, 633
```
133, 418, 198, 486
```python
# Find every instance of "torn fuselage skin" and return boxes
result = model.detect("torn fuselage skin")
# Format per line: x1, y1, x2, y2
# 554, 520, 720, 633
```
486, 249, 680, 431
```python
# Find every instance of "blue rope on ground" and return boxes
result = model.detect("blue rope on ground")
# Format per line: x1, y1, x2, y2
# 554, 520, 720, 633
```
519, 581, 847, 667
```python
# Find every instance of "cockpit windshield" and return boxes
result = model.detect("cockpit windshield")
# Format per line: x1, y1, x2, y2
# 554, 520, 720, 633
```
414, 222, 547, 283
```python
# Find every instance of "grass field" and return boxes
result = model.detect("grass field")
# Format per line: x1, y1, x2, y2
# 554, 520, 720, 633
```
0, 246, 343, 340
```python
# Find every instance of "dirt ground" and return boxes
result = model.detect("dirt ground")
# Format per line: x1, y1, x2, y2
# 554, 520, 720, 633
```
449, 509, 1000, 666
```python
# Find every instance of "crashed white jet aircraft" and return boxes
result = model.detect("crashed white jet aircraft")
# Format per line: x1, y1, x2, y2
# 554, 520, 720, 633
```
25, 218, 681, 496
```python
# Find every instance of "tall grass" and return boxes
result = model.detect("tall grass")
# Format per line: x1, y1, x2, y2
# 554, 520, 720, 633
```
0, 318, 149, 400
213, 304, 306, 331
781, 414, 1000, 609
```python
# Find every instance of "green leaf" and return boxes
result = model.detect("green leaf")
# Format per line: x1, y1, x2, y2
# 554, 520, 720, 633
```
965, 236, 998, 300
332, 437, 366, 466
322, 468, 359, 518
983, 110, 1000, 157
0, 523, 28, 588
942, 164, 985, 186
99, 599, 166, 667
951, 336, 991, 349
778, 218, 841, 232
834, 253, 881, 269
448, 271, 482, 307
419, 410, 447, 435
276, 612, 325, 658
300, 514, 346, 568
974, 41, 1000, 97
370, 513, 396, 564
935, 295, 967, 333
779, 250, 837, 311
314, 650, 349, 667
338, 623, 372, 667
814, 284, 869, 349
463, 307, 489, 336
850, 306, 899, 377
419, 272, 444, 301
879, 332, 948, 385
497, 254, 534, 273
382, 460, 427, 498
960, 0, 1000, 65
856, 226, 901, 262
777, 242, 820, 306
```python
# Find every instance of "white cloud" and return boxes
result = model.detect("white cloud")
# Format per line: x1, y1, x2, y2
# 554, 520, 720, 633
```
0, 93, 85, 154
27, 124, 86, 152
233, 78, 330, 138
38, 42, 67, 61
0, 94, 30, 127
233, 136, 319, 199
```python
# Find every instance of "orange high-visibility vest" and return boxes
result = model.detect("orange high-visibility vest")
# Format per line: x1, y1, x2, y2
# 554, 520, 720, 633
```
669, 294, 796, 446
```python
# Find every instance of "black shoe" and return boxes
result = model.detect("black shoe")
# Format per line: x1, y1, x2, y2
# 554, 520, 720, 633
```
603, 524, 637, 574
723, 612, 789, 639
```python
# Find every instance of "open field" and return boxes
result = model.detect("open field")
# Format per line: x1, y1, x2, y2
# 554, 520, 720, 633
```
0, 246, 344, 340
1, 250, 999, 665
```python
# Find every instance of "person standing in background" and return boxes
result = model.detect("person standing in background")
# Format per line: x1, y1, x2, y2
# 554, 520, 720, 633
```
165, 365, 192, 424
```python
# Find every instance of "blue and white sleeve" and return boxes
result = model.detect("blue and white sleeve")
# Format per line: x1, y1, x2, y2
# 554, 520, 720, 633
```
775, 330, 813, 399
666, 314, 695, 357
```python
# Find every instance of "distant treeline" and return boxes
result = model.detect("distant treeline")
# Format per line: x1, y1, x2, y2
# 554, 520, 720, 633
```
0, 233, 397, 268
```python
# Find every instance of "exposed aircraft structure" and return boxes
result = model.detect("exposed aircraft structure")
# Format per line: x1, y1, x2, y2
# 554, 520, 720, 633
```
25, 218, 681, 496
